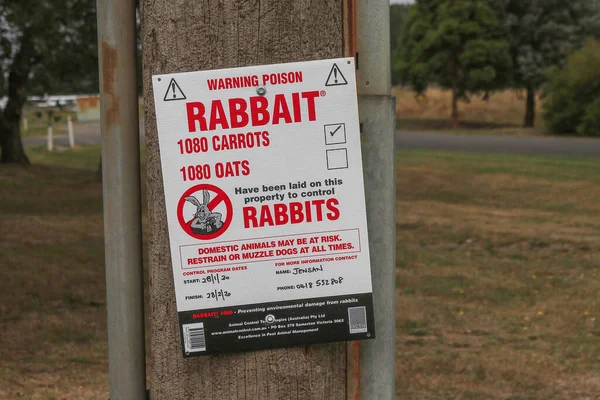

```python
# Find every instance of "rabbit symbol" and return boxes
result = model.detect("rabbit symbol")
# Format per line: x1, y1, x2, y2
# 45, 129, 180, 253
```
185, 189, 223, 235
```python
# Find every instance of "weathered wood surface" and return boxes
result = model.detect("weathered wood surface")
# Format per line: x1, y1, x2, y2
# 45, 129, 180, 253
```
140, 1, 347, 398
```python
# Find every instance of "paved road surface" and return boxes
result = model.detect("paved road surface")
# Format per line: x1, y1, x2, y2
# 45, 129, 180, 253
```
396, 131, 600, 158
24, 123, 600, 158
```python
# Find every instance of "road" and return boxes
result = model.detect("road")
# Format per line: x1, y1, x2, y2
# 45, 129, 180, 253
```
396, 131, 600, 158
24, 123, 600, 158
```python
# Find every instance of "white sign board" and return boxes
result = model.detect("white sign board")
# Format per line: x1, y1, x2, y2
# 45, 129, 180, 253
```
152, 58, 374, 356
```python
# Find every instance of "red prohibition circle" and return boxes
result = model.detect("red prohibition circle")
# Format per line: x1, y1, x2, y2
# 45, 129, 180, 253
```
177, 183, 233, 240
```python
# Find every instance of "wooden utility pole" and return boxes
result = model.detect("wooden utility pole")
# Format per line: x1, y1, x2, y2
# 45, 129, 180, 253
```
141, 1, 355, 398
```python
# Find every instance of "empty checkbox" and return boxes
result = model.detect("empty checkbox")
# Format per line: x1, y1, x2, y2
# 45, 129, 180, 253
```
326, 148, 348, 170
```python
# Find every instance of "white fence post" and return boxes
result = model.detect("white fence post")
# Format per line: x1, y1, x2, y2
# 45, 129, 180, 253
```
67, 115, 75, 148
47, 124, 53, 152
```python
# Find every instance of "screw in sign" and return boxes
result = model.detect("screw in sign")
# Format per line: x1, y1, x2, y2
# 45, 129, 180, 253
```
177, 184, 233, 240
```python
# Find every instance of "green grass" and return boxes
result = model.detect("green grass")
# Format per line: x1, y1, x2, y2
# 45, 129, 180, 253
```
26, 144, 102, 169
400, 150, 600, 181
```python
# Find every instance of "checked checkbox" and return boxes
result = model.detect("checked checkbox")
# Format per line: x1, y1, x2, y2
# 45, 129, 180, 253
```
324, 123, 347, 145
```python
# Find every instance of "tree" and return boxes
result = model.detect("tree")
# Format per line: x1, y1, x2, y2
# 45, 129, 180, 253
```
543, 39, 600, 137
390, 4, 413, 86
396, 0, 512, 128
504, 0, 600, 128
0, 0, 97, 164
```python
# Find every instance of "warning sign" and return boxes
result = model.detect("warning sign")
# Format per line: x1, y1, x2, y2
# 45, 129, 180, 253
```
152, 57, 374, 357
163, 78, 186, 101
325, 63, 348, 86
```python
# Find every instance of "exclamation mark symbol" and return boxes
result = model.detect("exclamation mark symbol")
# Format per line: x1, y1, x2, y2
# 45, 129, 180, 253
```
334, 68, 338, 84
172, 82, 176, 99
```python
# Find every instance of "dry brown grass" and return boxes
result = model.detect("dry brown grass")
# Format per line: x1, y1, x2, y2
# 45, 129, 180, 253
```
2, 145, 600, 399
393, 87, 547, 135
0, 159, 111, 400
396, 150, 600, 399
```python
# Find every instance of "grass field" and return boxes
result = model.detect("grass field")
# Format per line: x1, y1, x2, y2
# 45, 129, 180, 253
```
394, 87, 549, 136
396, 151, 600, 399
0, 145, 111, 399
1, 145, 599, 399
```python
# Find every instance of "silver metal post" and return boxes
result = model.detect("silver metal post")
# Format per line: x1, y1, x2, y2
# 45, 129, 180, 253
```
97, 0, 146, 399
357, 0, 396, 399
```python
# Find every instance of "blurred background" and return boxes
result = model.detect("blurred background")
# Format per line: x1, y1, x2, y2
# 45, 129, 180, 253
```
1, 0, 600, 399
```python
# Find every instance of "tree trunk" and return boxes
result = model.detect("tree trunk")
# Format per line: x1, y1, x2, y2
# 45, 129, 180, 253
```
0, 118, 29, 164
450, 61, 459, 129
0, 32, 35, 165
524, 85, 535, 128
141, 1, 348, 399
96, 158, 102, 182
451, 89, 459, 129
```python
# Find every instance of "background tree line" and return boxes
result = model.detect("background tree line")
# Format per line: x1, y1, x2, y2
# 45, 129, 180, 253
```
0, 0, 98, 164
0, 0, 142, 164
1, 0, 600, 164
392, 0, 600, 133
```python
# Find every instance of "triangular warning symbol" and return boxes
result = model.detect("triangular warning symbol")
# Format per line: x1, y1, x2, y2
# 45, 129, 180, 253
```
325, 63, 348, 87
163, 78, 187, 101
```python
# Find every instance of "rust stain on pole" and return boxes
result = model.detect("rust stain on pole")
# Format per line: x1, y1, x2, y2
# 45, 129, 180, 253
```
347, 340, 361, 400
99, 0, 146, 398
101, 41, 120, 131
344, 3, 360, 399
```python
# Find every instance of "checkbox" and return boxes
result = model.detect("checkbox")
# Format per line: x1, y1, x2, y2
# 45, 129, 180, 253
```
324, 123, 346, 145
326, 148, 348, 170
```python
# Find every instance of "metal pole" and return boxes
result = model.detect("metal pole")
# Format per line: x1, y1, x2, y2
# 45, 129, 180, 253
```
97, 0, 146, 399
357, 1, 396, 399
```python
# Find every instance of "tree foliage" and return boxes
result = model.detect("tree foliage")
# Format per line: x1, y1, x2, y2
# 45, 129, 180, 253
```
396, 0, 512, 127
503, 0, 600, 127
390, 4, 412, 86
543, 39, 600, 137
0, 0, 98, 95
0, 0, 97, 164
